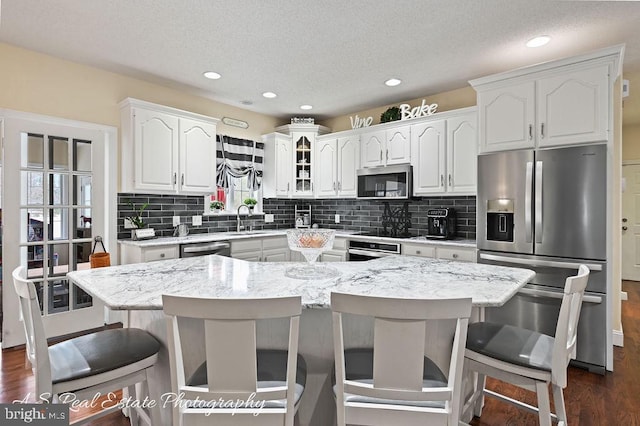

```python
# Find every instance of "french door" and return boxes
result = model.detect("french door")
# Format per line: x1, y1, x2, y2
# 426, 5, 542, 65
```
2, 113, 117, 348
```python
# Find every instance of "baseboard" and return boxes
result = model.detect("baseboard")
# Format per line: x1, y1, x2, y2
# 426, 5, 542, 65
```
613, 328, 624, 347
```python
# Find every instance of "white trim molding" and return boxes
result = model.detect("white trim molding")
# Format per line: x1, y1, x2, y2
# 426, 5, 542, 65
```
613, 328, 624, 347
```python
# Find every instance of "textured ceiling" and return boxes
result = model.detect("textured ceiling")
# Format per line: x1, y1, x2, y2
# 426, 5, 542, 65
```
1, 0, 639, 121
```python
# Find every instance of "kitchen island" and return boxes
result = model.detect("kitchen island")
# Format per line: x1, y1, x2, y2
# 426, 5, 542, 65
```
68, 255, 534, 426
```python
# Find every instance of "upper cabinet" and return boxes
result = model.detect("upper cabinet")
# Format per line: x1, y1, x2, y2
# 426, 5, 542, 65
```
262, 132, 293, 198
361, 126, 411, 167
262, 124, 330, 199
315, 135, 360, 198
471, 46, 622, 153
120, 98, 218, 194
410, 109, 476, 196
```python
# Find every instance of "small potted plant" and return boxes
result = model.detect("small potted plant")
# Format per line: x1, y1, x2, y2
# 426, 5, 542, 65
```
126, 201, 149, 229
243, 197, 258, 213
210, 200, 225, 213
380, 106, 401, 123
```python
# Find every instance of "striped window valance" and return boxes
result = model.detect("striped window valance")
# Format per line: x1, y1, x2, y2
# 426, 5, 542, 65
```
216, 135, 264, 191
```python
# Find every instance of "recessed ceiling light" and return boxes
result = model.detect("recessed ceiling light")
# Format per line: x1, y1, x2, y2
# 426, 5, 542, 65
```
385, 78, 402, 87
262, 92, 277, 99
203, 71, 221, 80
300, 105, 313, 110
526, 36, 551, 48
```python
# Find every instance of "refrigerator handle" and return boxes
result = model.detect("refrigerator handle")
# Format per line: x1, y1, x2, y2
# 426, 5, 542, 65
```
525, 161, 533, 243
535, 161, 543, 243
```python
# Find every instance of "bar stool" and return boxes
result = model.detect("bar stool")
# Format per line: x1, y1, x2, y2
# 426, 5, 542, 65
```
12, 266, 161, 425
331, 292, 472, 426
464, 265, 590, 426
162, 294, 306, 426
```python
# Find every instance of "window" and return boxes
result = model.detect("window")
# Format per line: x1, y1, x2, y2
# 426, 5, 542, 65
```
205, 176, 261, 215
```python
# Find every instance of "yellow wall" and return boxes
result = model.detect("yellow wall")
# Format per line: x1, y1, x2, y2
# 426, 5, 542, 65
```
0, 42, 280, 190
622, 70, 640, 161
319, 86, 477, 132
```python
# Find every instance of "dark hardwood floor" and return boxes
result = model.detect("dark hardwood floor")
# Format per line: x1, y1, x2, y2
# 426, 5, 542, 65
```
1, 282, 639, 425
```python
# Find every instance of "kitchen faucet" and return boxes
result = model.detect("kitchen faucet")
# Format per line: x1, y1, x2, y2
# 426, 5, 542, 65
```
237, 204, 251, 232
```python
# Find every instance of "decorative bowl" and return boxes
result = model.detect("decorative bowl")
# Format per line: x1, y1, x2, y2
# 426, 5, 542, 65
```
285, 229, 339, 279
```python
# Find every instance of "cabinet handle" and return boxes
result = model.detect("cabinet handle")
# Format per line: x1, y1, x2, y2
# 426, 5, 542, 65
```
287, 182, 290, 192
338, 181, 341, 190
440, 175, 444, 187
181, 174, 184, 185
311, 181, 313, 191
541, 123, 545, 138
448, 174, 452, 187
380, 150, 382, 161
529, 124, 533, 140
173, 173, 177, 185
333, 182, 336, 191
386, 149, 389, 161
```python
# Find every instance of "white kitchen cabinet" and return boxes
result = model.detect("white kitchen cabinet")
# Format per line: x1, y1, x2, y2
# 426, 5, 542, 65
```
436, 246, 476, 263
386, 125, 412, 165
119, 243, 179, 264
263, 124, 330, 199
120, 98, 218, 194
473, 60, 612, 153
401, 242, 476, 263
315, 135, 360, 198
262, 132, 294, 198
361, 126, 410, 168
411, 109, 476, 196
536, 65, 609, 148
231, 236, 290, 262
477, 82, 535, 153
319, 237, 348, 262
411, 119, 446, 195
402, 243, 436, 258
446, 112, 477, 194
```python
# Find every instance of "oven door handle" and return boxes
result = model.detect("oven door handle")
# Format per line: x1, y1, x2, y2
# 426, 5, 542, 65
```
518, 287, 602, 304
479, 253, 603, 271
348, 249, 392, 258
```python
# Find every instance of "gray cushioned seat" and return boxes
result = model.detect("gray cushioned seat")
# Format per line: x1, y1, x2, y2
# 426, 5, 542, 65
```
49, 328, 161, 384
466, 322, 554, 371
333, 348, 448, 408
187, 349, 307, 408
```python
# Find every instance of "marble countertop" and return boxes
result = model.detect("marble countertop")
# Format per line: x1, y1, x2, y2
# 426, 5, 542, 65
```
68, 255, 534, 310
118, 229, 476, 249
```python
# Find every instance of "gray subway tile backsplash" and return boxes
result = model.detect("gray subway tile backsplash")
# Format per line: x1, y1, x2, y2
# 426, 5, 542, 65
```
117, 193, 476, 240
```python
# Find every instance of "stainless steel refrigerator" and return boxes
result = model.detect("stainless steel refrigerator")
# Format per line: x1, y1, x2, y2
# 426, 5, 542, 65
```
477, 144, 608, 373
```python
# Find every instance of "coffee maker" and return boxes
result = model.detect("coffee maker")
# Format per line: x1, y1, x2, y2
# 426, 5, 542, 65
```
426, 208, 457, 239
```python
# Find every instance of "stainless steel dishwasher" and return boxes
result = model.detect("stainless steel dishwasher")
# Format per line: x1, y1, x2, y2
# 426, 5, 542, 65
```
179, 241, 231, 258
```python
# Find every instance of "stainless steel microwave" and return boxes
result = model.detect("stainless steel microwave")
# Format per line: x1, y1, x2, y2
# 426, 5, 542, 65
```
356, 164, 412, 199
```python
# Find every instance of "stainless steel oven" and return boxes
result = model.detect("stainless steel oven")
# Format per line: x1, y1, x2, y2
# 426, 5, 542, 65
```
347, 239, 401, 261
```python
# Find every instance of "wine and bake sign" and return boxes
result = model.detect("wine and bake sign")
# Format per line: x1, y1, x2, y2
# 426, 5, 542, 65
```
350, 99, 438, 129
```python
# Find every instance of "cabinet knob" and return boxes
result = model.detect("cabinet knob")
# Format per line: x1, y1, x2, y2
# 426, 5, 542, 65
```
160, 253, 165, 258
416, 250, 421, 254
452, 253, 459, 259
623, 226, 628, 231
